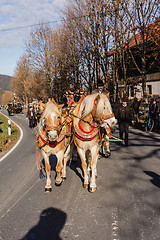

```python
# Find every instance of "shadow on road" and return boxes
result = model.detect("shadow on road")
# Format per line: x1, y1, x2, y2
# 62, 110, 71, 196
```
40, 154, 84, 184
111, 128, 160, 162
144, 171, 160, 189
21, 207, 67, 240
69, 158, 84, 184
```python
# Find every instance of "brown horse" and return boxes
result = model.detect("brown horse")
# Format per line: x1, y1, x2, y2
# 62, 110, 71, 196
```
73, 93, 117, 192
36, 101, 72, 191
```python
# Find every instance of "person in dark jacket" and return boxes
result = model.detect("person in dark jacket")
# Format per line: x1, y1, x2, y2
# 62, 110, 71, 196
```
116, 96, 133, 146
27, 104, 36, 128
132, 97, 141, 122
149, 98, 157, 120
74, 89, 80, 103
59, 91, 68, 108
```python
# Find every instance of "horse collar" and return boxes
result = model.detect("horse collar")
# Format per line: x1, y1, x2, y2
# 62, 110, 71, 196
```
78, 120, 95, 134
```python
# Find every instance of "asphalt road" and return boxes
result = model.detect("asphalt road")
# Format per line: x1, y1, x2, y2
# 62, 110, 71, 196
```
0, 110, 160, 240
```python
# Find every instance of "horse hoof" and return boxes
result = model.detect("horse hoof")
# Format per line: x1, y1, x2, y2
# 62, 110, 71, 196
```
45, 187, 52, 192
62, 176, 66, 180
104, 151, 111, 158
55, 181, 62, 187
83, 183, 88, 189
89, 187, 97, 193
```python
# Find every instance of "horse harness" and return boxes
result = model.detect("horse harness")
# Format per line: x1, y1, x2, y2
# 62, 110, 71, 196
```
74, 95, 115, 142
35, 115, 73, 149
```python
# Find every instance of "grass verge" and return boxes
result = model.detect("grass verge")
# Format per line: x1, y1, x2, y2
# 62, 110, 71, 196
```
0, 113, 20, 155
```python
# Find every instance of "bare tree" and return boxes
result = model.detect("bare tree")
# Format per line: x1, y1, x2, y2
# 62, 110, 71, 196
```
11, 55, 31, 103
26, 24, 55, 99
122, 0, 159, 99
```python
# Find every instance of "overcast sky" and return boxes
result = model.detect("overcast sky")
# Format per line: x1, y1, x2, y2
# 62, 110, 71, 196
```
0, 0, 67, 77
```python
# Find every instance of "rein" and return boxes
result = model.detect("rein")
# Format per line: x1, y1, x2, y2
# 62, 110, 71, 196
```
70, 112, 100, 128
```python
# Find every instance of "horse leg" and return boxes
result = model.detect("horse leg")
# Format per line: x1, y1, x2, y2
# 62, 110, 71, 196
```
62, 144, 71, 179
104, 135, 111, 158
69, 141, 74, 161
77, 148, 89, 189
89, 146, 98, 193
41, 150, 52, 191
55, 151, 64, 186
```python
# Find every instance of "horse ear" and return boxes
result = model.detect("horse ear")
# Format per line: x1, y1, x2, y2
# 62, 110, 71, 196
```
57, 104, 64, 110
39, 102, 46, 109
106, 92, 110, 98
51, 98, 57, 105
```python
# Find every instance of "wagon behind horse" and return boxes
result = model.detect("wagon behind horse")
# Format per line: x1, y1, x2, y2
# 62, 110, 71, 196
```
73, 93, 117, 192
36, 101, 72, 191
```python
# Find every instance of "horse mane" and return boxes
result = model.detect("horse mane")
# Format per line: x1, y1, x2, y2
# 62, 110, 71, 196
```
77, 93, 98, 119
77, 93, 111, 119
43, 101, 60, 118
73, 93, 112, 128
38, 101, 60, 132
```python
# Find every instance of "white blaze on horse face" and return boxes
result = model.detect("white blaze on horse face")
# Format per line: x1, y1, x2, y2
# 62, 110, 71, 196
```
46, 112, 60, 141
102, 101, 117, 128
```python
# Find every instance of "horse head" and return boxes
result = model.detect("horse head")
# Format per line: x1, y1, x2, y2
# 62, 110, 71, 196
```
95, 94, 117, 129
40, 101, 63, 142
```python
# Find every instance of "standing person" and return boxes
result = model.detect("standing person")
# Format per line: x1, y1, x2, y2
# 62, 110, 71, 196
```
67, 90, 76, 107
148, 97, 159, 130
92, 79, 109, 96
26, 104, 36, 128
59, 91, 68, 108
132, 97, 141, 122
116, 96, 133, 147
149, 98, 157, 120
74, 89, 80, 103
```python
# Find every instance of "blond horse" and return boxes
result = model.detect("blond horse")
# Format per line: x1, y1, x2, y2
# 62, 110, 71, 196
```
36, 101, 72, 191
73, 93, 117, 192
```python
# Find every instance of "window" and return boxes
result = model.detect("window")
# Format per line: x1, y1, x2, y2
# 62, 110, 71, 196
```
147, 85, 152, 95
131, 86, 134, 97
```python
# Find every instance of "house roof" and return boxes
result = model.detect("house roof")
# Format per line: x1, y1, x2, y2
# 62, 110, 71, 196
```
108, 17, 160, 56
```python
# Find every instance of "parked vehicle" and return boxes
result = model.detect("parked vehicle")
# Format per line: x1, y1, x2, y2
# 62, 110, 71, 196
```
6, 102, 23, 116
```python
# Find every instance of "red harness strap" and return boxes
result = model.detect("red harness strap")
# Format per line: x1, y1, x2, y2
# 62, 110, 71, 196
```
39, 135, 64, 146
78, 120, 95, 134
75, 131, 98, 141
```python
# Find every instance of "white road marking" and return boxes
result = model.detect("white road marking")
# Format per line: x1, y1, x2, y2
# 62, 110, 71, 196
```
0, 112, 23, 162
0, 178, 40, 219
111, 208, 119, 240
